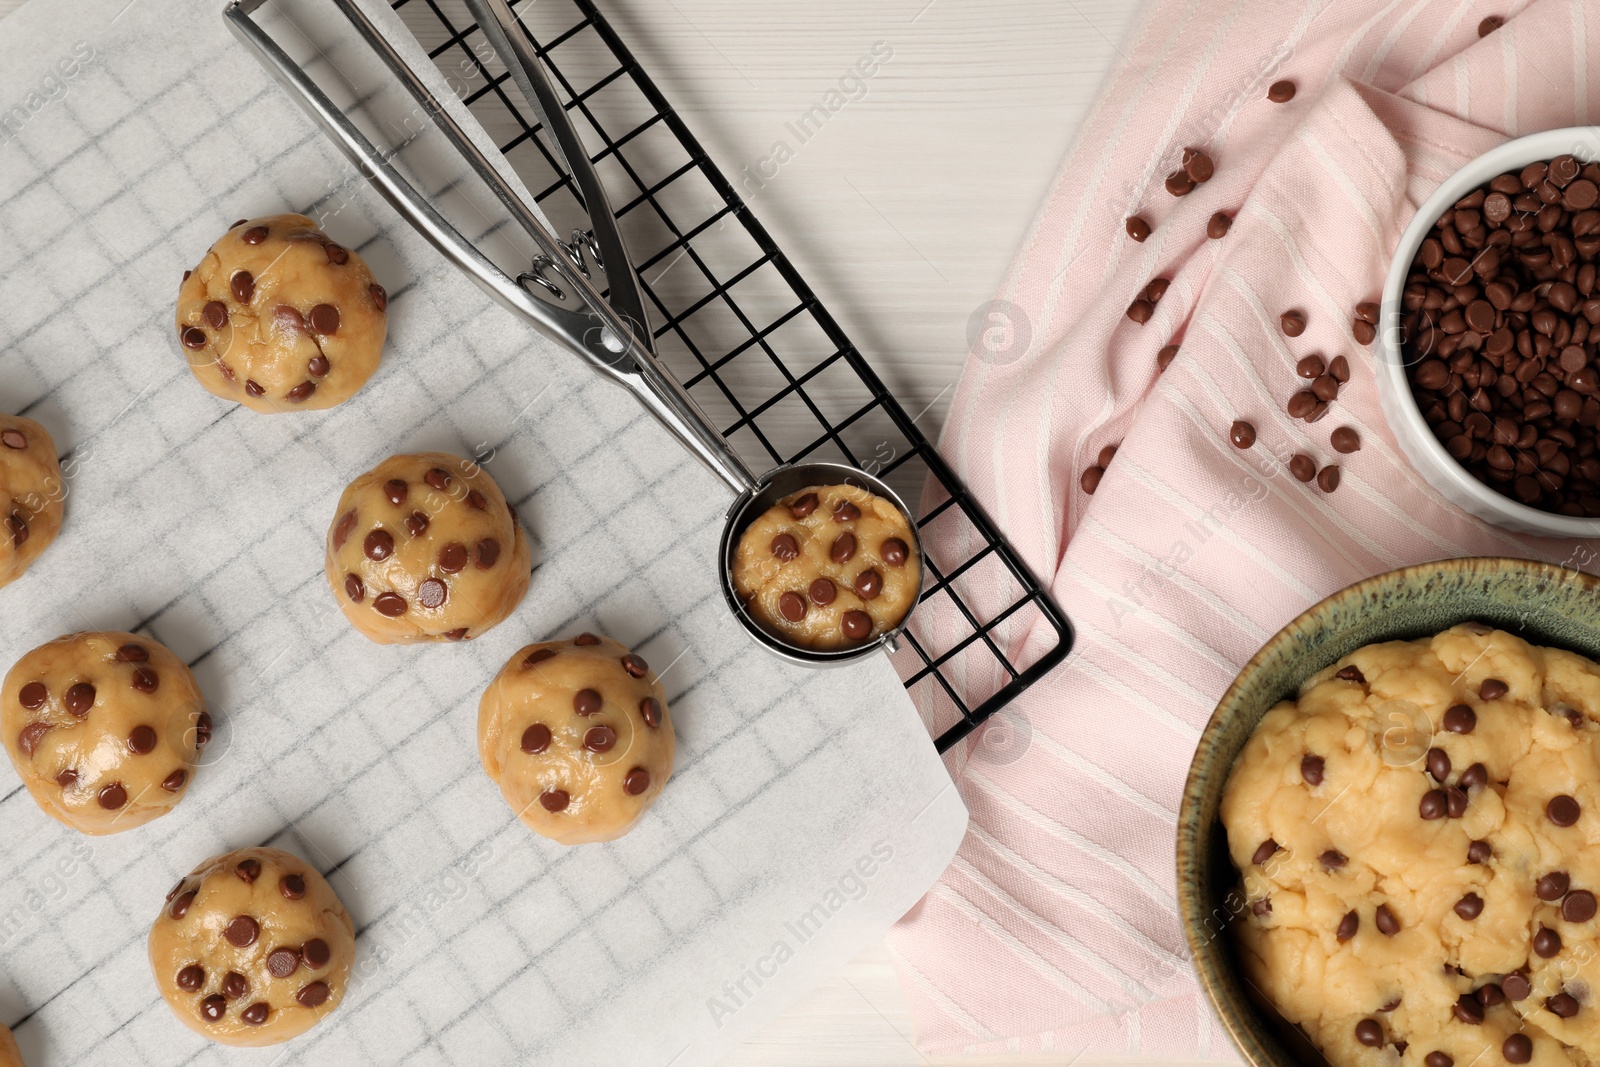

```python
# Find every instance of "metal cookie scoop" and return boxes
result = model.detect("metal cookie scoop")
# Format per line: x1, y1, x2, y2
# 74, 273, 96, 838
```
225, 0, 922, 665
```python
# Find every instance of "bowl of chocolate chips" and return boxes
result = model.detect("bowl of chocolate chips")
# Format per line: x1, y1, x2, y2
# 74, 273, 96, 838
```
1377, 128, 1600, 536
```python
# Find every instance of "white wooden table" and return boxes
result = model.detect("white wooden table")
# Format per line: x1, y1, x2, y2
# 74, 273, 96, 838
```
0, 1, 1156, 1063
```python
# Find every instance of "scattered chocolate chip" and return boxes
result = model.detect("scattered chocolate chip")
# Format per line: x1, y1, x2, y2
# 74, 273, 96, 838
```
181, 326, 207, 349
520, 724, 551, 754
475, 538, 500, 569
466, 490, 487, 510
1503, 1035, 1532, 1065
1420, 789, 1448, 819
1468, 839, 1492, 863
1443, 704, 1476, 733
1297, 355, 1325, 379
1479, 678, 1508, 700
1454, 892, 1484, 920
770, 533, 798, 561
1125, 217, 1151, 242
830, 532, 857, 563
1280, 310, 1306, 337
842, 610, 873, 641
236, 858, 260, 883
1478, 983, 1505, 1007
1287, 391, 1317, 419
404, 511, 429, 537
1081, 466, 1104, 494
285, 381, 316, 403
438, 543, 468, 573
1330, 426, 1361, 453
574, 633, 600, 646
621, 653, 648, 678
1157, 344, 1179, 372
810, 577, 838, 605
6, 513, 27, 549
1127, 298, 1154, 324
779, 591, 807, 621
225, 915, 259, 947
242, 226, 268, 244
1453, 993, 1485, 1025
1251, 839, 1279, 865
1426, 747, 1451, 781
370, 283, 388, 311
97, 783, 126, 809
1563, 888, 1597, 922
229, 270, 254, 304
1207, 212, 1232, 239
1354, 1019, 1383, 1048
64, 682, 95, 716
1336, 910, 1358, 941
203, 301, 228, 331
18, 682, 46, 710
194, 712, 212, 747
1459, 762, 1487, 790
127, 725, 156, 755
584, 725, 617, 752
333, 510, 357, 548
17, 722, 50, 757
1538, 871, 1571, 900
1548, 991, 1580, 1018
0, 429, 24, 450
417, 578, 447, 610
302, 939, 330, 969
1535, 925, 1563, 957
383, 480, 408, 506
1267, 80, 1296, 103
1425, 1053, 1453, 1067
1478, 14, 1503, 36
170, 889, 196, 920
1503, 973, 1531, 1000
177, 965, 204, 992
522, 648, 556, 668
267, 948, 300, 978
540, 788, 569, 812
308, 304, 340, 334
1335, 665, 1366, 683
1229, 420, 1256, 449
364, 529, 394, 561
244, 379, 264, 397
222, 971, 248, 999
1300, 753, 1325, 785
1320, 849, 1347, 869
345, 574, 364, 603
882, 538, 909, 567
624, 767, 650, 795
324, 244, 348, 265
200, 994, 226, 1021
373, 593, 407, 617
1446, 786, 1469, 818
1251, 898, 1271, 916
1548, 794, 1581, 826
55, 768, 76, 788
574, 689, 602, 716
788, 493, 819, 518
280, 874, 306, 900
1165, 170, 1194, 197
853, 570, 882, 600
297, 981, 331, 1008
241, 1002, 269, 1026
833, 499, 861, 523
1316, 465, 1340, 492
640, 697, 663, 728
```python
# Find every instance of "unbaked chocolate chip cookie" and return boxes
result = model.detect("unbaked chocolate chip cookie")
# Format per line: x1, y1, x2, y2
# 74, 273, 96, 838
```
0, 414, 63, 590
478, 633, 675, 845
1223, 623, 1600, 1066
0, 1022, 21, 1067
3, 632, 207, 835
732, 484, 920, 650
325, 452, 531, 643
176, 214, 387, 413
149, 846, 354, 1047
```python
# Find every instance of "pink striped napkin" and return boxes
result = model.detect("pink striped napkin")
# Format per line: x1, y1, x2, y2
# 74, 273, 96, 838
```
887, 0, 1600, 1056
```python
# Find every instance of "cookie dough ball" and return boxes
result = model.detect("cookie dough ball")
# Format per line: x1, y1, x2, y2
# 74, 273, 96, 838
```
149, 846, 354, 1047
0, 415, 63, 590
479, 633, 675, 845
176, 214, 387, 413
0, 1023, 21, 1067
3, 632, 207, 835
732, 484, 920, 650
325, 452, 531, 643
1221, 623, 1600, 1067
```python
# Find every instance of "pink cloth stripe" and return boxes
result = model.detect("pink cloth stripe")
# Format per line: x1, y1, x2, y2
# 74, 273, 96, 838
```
888, 0, 1600, 1056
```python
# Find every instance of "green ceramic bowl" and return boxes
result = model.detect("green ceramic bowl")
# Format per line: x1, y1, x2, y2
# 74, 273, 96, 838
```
1176, 556, 1600, 1065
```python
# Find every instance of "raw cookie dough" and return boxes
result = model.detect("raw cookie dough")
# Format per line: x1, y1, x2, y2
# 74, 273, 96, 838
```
149, 846, 355, 1047
0, 414, 63, 590
479, 633, 675, 845
1222, 623, 1600, 1067
176, 214, 387, 413
3, 632, 208, 835
731, 484, 920, 650
0, 1022, 20, 1067
325, 452, 531, 643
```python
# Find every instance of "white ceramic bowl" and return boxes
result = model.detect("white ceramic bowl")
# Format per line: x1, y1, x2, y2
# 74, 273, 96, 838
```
1375, 126, 1600, 537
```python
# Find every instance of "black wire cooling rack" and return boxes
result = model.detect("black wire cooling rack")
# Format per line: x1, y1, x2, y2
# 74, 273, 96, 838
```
388, 0, 1072, 752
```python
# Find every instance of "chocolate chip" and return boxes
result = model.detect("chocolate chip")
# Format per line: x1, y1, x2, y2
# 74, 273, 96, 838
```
466, 490, 487, 510
244, 379, 264, 397
438, 543, 468, 573
574, 633, 600, 646
64, 682, 95, 716
160, 770, 186, 791
788, 493, 819, 518
334, 510, 357, 548
1468, 839, 1492, 863
280, 874, 306, 900
1535, 925, 1562, 957
370, 283, 388, 311
296, 981, 331, 1007
230, 270, 254, 303
383, 480, 408, 507
308, 304, 340, 334
1251, 839, 1279, 865
624, 767, 650, 795
1459, 762, 1487, 790
1251, 898, 1271, 916
1229, 420, 1256, 449
881, 538, 909, 567
417, 578, 447, 610
267, 948, 300, 978
1538, 871, 1570, 900
621, 653, 648, 678
1548, 794, 1581, 826
475, 538, 500, 569
241, 1002, 269, 1026
574, 689, 602, 716
1563, 888, 1597, 922
1548, 992, 1580, 1018
639, 698, 662, 728
1446, 786, 1469, 818
1165, 169, 1194, 197
0, 429, 24, 450
285, 381, 316, 403
54, 768, 76, 788
1157, 344, 1179, 372
177, 965, 204, 992
1125, 217, 1151, 242
345, 574, 364, 602
1426, 747, 1451, 781
181, 326, 207, 349
520, 723, 551, 754
1453, 993, 1485, 1025
1478, 14, 1502, 35
1503, 1035, 1532, 1064
127, 725, 156, 755
18, 681, 46, 709
842, 610, 873, 641
1477, 983, 1505, 1007
243, 226, 268, 244
302, 938, 330, 969
1316, 465, 1340, 492
1287, 391, 1317, 419
1420, 789, 1448, 820
324, 243, 348, 265
1320, 849, 1347, 869
770, 533, 799, 561
1311, 375, 1340, 402
6, 512, 27, 549
1297, 355, 1325, 378
584, 725, 617, 752
1443, 704, 1476, 733
200, 994, 226, 1021
1478, 678, 1508, 700
1267, 80, 1295, 103
1330, 426, 1361, 453
225, 915, 259, 947
307, 354, 330, 377
1374, 904, 1400, 934
364, 529, 394, 561
1502, 973, 1531, 1000
1335, 665, 1365, 683
540, 788, 569, 812
404, 511, 430, 537
1354, 1019, 1383, 1048
1280, 310, 1306, 337
1295, 754, 1324, 787
95, 782, 126, 809
222, 971, 248, 999
17, 721, 49, 756
830, 532, 857, 563
373, 593, 407, 617
1336, 910, 1358, 941
195, 711, 212, 746
1454, 892, 1483, 920
424, 468, 452, 491
779, 591, 807, 621
522, 648, 556, 669
1353, 317, 1376, 345
1206, 212, 1232, 239
1329, 355, 1350, 382
852, 570, 882, 600
236, 858, 260, 883
170, 889, 196, 920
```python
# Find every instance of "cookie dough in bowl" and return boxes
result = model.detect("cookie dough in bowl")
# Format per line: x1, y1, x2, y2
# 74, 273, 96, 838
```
0, 414, 63, 590
479, 633, 674, 845
149, 846, 355, 1047
731, 484, 920, 651
1221, 622, 1600, 1066
325, 452, 531, 643
176, 214, 387, 413
3, 632, 208, 835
